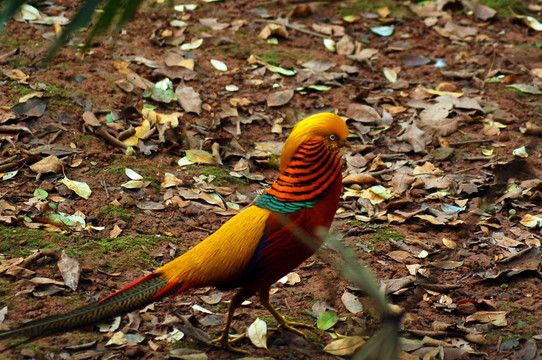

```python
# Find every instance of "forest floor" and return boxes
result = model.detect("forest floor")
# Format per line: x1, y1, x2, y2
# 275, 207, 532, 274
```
0, 0, 542, 359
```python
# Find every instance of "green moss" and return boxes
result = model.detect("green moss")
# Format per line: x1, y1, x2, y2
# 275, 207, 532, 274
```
100, 205, 135, 222
257, 46, 314, 66
338, 0, 410, 18
0, 280, 14, 306
369, 225, 404, 244
185, 164, 245, 187
16, 341, 48, 357
306, 330, 324, 349
0, 227, 66, 257
0, 226, 171, 270
102, 156, 160, 177
501, 331, 535, 342
258, 314, 278, 325
480, 0, 527, 16
258, 49, 282, 65
213, 42, 250, 60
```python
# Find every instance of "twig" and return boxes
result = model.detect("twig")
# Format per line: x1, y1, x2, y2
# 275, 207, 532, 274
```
254, 19, 327, 39
456, 167, 474, 174
100, 175, 109, 199
95, 127, 128, 149
348, 78, 389, 84
118, 126, 135, 141
448, 139, 493, 146
20, 249, 61, 268
0, 155, 18, 166
48, 130, 63, 144
379, 154, 405, 161
465, 155, 495, 161
367, 168, 394, 176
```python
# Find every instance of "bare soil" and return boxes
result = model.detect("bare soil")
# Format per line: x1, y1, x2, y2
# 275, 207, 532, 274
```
0, 1, 542, 359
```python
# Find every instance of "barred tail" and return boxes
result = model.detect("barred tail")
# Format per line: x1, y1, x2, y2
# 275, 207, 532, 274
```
0, 273, 184, 340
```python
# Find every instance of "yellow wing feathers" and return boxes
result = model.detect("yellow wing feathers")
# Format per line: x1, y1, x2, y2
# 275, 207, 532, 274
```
156, 206, 270, 287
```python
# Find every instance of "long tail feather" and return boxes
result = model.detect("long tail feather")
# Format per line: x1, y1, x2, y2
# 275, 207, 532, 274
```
0, 274, 183, 340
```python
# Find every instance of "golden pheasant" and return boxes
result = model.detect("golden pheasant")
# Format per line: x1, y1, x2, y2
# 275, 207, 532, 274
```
0, 112, 350, 352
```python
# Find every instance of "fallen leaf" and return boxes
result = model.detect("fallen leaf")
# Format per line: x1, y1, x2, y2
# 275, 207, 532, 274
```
400, 53, 431, 66
176, 84, 202, 114
247, 318, 267, 349
442, 238, 457, 249
210, 59, 227, 72
106, 331, 127, 346
466, 311, 507, 326
324, 336, 365, 355
267, 89, 294, 107
200, 291, 223, 305
162, 173, 183, 188
110, 225, 123, 239
317, 311, 338, 330
58, 177, 91, 199
341, 291, 363, 314
346, 103, 381, 124
57, 251, 80, 291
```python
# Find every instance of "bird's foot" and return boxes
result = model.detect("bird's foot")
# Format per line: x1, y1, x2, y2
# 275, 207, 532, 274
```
212, 332, 249, 354
274, 316, 313, 338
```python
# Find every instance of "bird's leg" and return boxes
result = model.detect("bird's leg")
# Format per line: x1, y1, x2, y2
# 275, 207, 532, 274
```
212, 288, 252, 353
257, 288, 313, 338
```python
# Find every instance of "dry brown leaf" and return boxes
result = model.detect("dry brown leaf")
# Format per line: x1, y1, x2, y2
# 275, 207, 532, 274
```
342, 173, 377, 185
29, 155, 64, 174
346, 103, 381, 124
57, 251, 80, 291
324, 336, 365, 355
341, 291, 363, 314
110, 225, 123, 239
466, 311, 507, 326
176, 84, 202, 114
267, 89, 294, 107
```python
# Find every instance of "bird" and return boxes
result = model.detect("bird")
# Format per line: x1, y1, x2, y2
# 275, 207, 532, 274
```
0, 112, 350, 352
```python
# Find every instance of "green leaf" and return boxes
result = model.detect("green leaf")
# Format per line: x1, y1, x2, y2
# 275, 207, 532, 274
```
506, 83, 542, 95
317, 311, 338, 330
43, 0, 145, 64
34, 188, 49, 200
266, 64, 296, 76
0, 0, 25, 34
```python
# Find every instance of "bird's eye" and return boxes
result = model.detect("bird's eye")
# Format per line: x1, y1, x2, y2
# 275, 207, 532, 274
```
329, 134, 336, 141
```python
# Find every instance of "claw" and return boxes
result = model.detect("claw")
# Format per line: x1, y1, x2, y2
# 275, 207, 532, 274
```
273, 316, 313, 338
258, 289, 314, 338
212, 332, 249, 354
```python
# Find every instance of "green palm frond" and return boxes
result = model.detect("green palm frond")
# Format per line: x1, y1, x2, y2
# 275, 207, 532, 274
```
0, 0, 145, 64
0, 0, 25, 34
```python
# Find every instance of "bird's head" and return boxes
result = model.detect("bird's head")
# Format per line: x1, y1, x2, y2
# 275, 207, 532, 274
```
280, 112, 350, 172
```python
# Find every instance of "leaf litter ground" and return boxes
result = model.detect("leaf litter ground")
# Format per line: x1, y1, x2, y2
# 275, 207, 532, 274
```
1, 1, 542, 359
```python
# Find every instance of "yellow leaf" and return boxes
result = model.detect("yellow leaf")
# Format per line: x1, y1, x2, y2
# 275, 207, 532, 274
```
123, 120, 151, 146
481, 148, 494, 156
